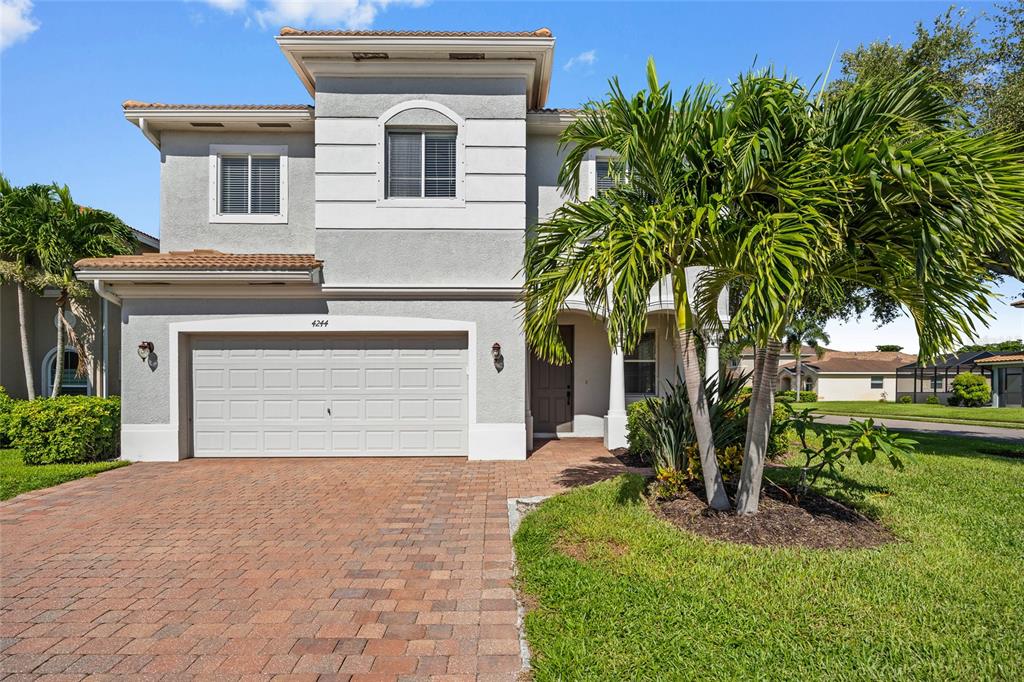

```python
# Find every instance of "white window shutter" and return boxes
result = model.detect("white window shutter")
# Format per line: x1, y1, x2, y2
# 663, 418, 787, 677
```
387, 132, 423, 197
424, 133, 456, 198
219, 156, 249, 214
250, 156, 281, 214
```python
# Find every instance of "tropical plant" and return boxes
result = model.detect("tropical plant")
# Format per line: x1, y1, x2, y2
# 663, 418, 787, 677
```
0, 176, 51, 400
522, 61, 733, 510
783, 316, 830, 401
32, 185, 134, 397
876, 344, 904, 352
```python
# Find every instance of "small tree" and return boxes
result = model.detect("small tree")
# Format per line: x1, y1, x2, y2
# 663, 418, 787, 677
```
950, 373, 991, 407
783, 317, 830, 401
876, 344, 904, 352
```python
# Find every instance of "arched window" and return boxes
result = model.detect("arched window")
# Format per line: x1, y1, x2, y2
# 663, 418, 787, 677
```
378, 101, 465, 202
43, 348, 90, 396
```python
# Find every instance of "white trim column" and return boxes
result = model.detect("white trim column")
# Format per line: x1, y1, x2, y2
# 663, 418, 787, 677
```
604, 341, 627, 449
992, 367, 1001, 408
705, 330, 722, 400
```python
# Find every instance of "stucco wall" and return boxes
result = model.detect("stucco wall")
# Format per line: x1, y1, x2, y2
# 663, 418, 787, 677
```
817, 374, 896, 401
312, 77, 526, 287
525, 133, 571, 231
119, 297, 524, 427
159, 131, 315, 254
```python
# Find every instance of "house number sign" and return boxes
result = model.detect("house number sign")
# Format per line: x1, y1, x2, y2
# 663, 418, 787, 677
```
311, 319, 329, 328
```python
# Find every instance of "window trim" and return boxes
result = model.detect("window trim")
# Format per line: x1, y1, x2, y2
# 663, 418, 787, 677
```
624, 330, 658, 396
376, 100, 465, 207
871, 375, 885, 389
385, 130, 458, 199
208, 144, 288, 224
42, 347, 92, 397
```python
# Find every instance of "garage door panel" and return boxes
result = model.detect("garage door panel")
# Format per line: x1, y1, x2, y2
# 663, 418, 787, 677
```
192, 333, 468, 457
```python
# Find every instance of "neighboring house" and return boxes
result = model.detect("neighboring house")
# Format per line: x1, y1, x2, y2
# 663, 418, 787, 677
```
895, 351, 993, 404
74, 28, 721, 462
728, 345, 831, 386
0, 229, 159, 399
778, 350, 918, 401
974, 353, 1024, 407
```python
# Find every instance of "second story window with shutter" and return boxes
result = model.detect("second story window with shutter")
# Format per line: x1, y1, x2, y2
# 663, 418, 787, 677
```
209, 144, 288, 224
386, 131, 457, 199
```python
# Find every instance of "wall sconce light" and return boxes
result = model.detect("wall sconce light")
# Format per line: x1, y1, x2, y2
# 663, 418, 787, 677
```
491, 342, 504, 373
137, 341, 154, 361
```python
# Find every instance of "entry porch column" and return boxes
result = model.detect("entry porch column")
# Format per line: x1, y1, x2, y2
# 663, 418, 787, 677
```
604, 341, 627, 449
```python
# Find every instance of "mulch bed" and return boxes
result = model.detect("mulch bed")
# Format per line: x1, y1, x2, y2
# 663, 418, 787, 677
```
654, 479, 895, 550
612, 447, 650, 468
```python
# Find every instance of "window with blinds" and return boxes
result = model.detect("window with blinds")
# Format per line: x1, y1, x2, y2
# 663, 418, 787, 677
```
386, 130, 457, 198
596, 159, 615, 195
218, 154, 281, 215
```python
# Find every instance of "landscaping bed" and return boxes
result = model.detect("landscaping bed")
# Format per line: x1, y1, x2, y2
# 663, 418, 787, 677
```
513, 431, 1024, 680
654, 478, 893, 549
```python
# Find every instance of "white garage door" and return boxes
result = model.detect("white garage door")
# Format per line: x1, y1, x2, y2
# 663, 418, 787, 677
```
190, 333, 468, 457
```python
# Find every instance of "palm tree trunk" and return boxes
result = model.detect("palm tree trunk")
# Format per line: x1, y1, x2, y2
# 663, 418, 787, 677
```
795, 354, 802, 401
736, 340, 782, 515
679, 327, 731, 511
51, 300, 66, 398
15, 281, 36, 400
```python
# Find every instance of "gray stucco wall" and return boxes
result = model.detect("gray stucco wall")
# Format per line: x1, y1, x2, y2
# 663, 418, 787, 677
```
119, 298, 525, 427
159, 131, 315, 254
526, 133, 571, 231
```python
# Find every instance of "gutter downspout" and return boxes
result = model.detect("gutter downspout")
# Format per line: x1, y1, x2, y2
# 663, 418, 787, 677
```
94, 280, 120, 398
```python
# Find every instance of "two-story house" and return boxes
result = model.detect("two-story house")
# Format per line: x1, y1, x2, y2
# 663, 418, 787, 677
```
75, 28, 703, 462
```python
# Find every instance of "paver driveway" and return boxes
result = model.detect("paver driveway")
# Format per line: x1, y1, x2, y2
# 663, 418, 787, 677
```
0, 439, 625, 681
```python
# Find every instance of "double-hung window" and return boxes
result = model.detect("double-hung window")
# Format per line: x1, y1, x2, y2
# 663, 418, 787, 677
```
871, 376, 884, 389
210, 145, 288, 223
386, 130, 457, 198
625, 332, 657, 394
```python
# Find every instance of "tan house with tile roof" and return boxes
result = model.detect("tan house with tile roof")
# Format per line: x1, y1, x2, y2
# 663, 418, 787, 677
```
72, 27, 711, 462
778, 350, 918, 401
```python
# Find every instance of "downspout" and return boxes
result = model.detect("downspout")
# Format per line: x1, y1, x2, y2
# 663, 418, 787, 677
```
93, 280, 120, 398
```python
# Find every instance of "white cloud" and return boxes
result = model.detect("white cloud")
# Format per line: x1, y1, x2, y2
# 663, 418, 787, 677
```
1, 0, 39, 51
564, 49, 597, 71
197, 0, 429, 30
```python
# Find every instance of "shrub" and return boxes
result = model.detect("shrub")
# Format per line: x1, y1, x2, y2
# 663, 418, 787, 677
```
950, 373, 991, 407
626, 399, 659, 463
899, 395, 913, 404
925, 395, 940, 405
775, 390, 797, 403
0, 386, 13, 448
797, 390, 817, 403
8, 396, 121, 465
769, 402, 793, 459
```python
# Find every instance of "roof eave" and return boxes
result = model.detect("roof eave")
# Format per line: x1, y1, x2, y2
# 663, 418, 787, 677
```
123, 108, 314, 149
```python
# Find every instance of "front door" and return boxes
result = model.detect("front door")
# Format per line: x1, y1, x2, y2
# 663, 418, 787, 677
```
530, 325, 574, 434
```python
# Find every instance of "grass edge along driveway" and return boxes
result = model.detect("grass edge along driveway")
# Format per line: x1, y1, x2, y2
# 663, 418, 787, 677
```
0, 449, 129, 501
800, 400, 1024, 429
513, 432, 1024, 680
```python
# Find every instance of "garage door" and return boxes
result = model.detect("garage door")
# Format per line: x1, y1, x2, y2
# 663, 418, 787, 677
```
190, 333, 468, 457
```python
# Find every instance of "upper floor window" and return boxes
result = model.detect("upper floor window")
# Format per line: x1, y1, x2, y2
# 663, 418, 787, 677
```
386, 131, 457, 198
625, 332, 657, 394
596, 159, 615, 195
209, 144, 288, 223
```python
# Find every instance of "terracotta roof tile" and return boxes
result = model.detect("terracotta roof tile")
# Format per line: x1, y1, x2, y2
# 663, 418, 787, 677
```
279, 27, 552, 38
75, 250, 321, 272
528, 107, 581, 114
975, 353, 1024, 364
122, 101, 312, 111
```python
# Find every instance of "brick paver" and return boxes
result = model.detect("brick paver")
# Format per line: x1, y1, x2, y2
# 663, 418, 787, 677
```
0, 439, 622, 680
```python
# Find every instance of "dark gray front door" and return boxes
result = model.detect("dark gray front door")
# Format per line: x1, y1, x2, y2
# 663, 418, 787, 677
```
530, 325, 574, 434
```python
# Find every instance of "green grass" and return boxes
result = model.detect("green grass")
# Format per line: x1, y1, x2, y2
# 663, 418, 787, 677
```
0, 449, 129, 501
513, 432, 1024, 680
801, 400, 1024, 428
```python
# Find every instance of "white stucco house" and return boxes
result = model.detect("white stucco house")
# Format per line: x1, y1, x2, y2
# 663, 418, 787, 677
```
75, 28, 724, 462
778, 350, 918, 401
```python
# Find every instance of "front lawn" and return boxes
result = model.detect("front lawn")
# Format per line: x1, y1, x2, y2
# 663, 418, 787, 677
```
802, 400, 1024, 428
513, 432, 1024, 680
0, 449, 129, 501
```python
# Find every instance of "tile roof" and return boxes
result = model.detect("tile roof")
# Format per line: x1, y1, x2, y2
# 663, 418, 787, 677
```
279, 27, 552, 38
780, 351, 918, 374
975, 353, 1024, 364
122, 101, 312, 111
75, 250, 321, 272
528, 107, 581, 114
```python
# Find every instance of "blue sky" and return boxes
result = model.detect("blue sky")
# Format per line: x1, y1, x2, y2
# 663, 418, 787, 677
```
2, 0, 1021, 350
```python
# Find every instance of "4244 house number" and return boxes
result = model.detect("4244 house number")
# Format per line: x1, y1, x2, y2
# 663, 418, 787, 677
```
311, 319, 329, 328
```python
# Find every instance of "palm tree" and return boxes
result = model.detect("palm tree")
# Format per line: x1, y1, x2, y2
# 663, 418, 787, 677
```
0, 176, 52, 400
783, 317, 830, 401
523, 60, 732, 510
694, 70, 1024, 514
34, 185, 135, 397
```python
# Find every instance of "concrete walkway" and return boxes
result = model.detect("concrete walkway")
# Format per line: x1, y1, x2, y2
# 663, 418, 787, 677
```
0, 439, 622, 681
815, 414, 1024, 444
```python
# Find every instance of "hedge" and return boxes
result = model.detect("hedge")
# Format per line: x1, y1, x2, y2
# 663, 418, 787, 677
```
7, 396, 121, 465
